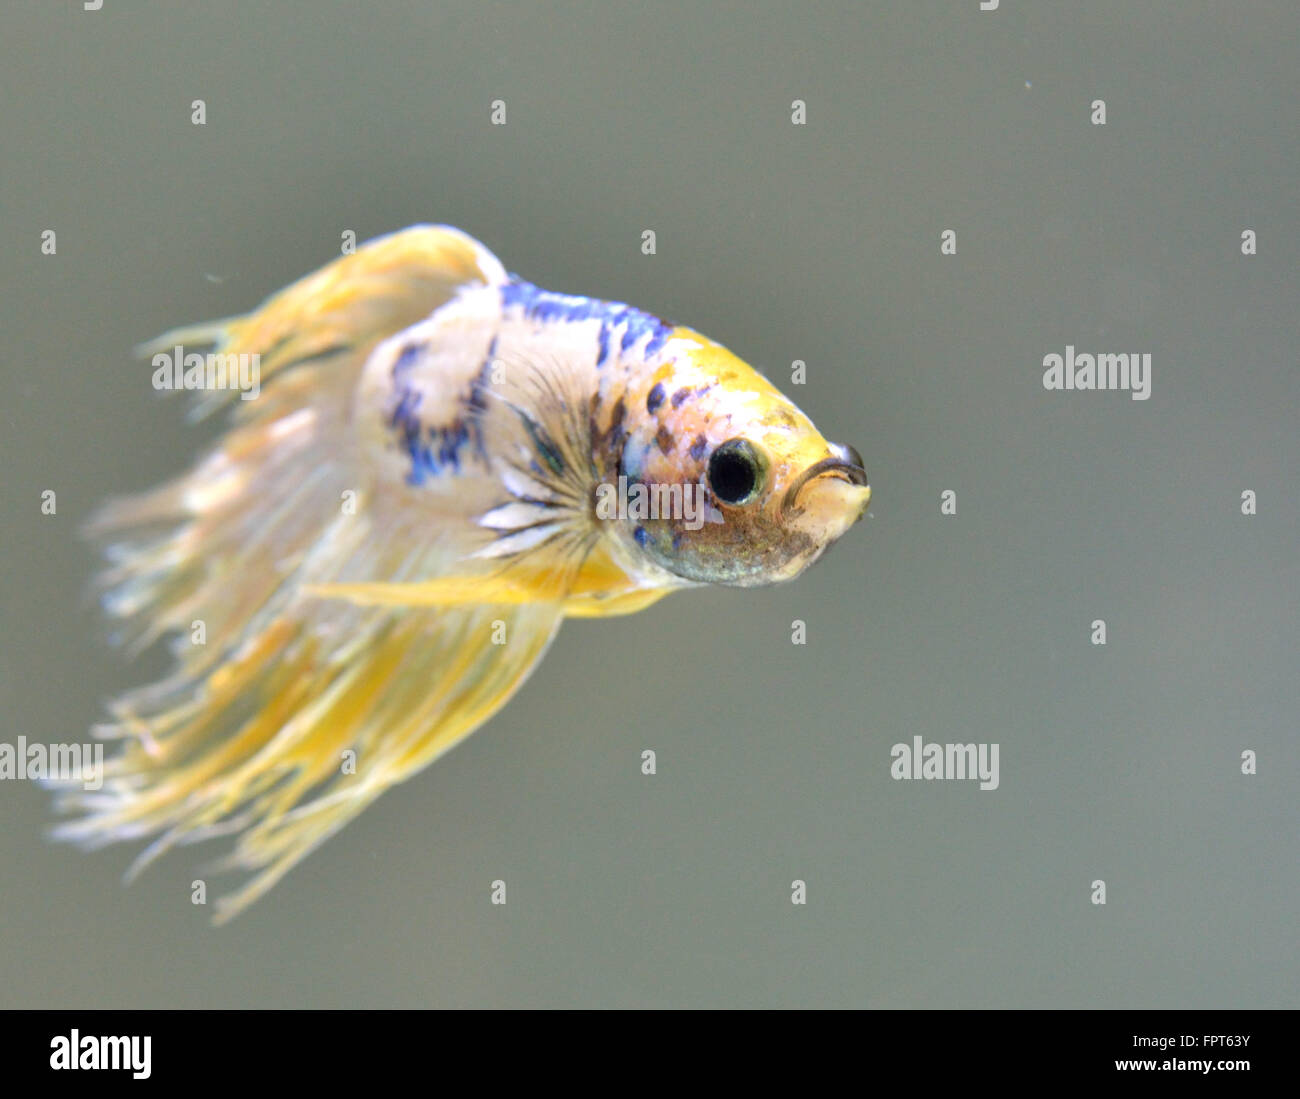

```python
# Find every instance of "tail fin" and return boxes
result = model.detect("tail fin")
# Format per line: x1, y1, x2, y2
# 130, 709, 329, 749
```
50, 226, 560, 923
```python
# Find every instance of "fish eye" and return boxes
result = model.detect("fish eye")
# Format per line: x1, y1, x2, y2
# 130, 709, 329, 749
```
707, 438, 765, 505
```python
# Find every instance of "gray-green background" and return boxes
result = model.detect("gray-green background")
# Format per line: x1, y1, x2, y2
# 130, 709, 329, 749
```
1, 1, 1295, 1007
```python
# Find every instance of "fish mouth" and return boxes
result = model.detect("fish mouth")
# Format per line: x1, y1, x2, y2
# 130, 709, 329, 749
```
780, 446, 869, 518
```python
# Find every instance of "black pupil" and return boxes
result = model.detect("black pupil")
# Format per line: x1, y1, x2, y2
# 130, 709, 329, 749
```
709, 443, 757, 503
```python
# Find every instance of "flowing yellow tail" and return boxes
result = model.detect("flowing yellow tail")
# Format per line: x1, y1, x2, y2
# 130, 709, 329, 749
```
51, 227, 563, 923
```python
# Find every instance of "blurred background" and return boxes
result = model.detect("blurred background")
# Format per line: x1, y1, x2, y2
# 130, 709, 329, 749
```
1, 1, 1295, 1007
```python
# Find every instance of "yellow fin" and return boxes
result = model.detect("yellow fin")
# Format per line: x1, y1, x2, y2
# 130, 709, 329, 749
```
563, 587, 671, 618
52, 601, 563, 925
304, 573, 561, 607
134, 224, 507, 419
61, 226, 549, 923
307, 577, 672, 618
306, 541, 668, 612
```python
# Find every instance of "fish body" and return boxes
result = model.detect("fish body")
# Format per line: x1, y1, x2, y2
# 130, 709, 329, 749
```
51, 226, 869, 921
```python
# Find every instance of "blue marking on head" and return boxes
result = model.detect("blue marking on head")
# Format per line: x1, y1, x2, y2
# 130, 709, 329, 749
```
501, 278, 673, 369
644, 326, 671, 357
620, 309, 666, 353
633, 525, 650, 548
670, 384, 712, 410
501, 279, 603, 325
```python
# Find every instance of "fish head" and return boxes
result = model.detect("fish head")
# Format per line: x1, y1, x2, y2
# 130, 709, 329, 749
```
606, 334, 870, 586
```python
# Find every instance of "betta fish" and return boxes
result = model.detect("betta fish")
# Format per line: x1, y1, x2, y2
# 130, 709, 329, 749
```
50, 226, 870, 922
